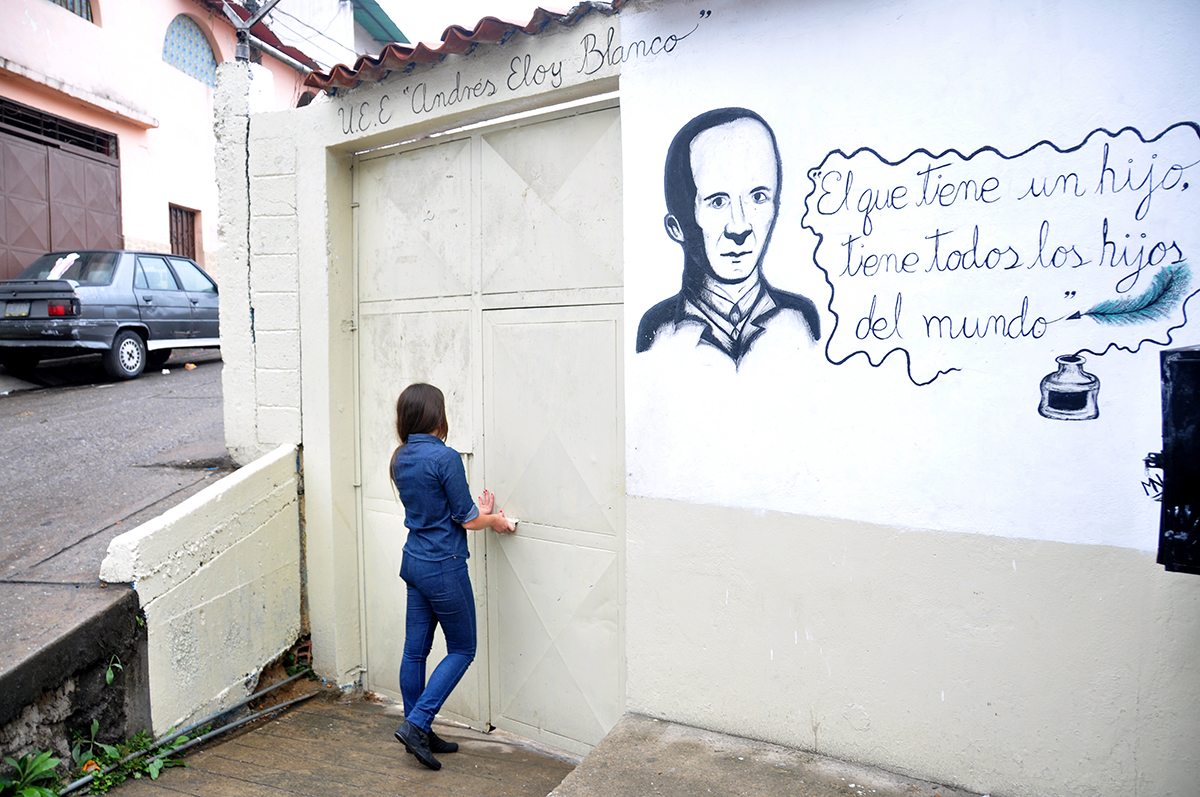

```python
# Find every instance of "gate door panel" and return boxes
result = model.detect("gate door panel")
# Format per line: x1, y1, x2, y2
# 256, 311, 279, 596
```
1, 130, 121, 279
354, 103, 623, 752
355, 135, 485, 726
483, 306, 623, 753
1, 134, 50, 279
358, 308, 483, 722
481, 110, 623, 294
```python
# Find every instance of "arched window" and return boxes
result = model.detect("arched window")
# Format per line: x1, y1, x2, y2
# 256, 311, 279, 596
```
50, 0, 94, 23
162, 15, 218, 88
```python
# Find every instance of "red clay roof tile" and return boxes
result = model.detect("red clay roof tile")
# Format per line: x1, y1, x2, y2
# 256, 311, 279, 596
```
303, 1, 626, 92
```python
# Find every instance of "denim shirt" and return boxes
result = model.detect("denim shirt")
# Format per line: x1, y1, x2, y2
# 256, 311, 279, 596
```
392, 434, 479, 561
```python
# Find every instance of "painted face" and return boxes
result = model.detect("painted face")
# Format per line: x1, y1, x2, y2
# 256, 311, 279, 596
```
689, 118, 779, 282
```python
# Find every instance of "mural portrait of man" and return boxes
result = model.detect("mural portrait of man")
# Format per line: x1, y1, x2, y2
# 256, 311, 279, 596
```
635, 107, 820, 365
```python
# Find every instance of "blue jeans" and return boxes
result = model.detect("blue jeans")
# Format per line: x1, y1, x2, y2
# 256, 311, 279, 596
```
399, 553, 476, 732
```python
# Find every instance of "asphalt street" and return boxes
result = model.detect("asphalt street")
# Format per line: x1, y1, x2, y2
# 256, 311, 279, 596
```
0, 349, 234, 667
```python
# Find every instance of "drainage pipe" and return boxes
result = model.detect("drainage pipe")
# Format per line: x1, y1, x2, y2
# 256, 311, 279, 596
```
60, 669, 316, 795
249, 33, 315, 75
148, 691, 319, 761
155, 666, 315, 750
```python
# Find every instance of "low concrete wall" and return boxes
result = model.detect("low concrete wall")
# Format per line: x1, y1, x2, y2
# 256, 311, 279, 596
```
101, 444, 301, 734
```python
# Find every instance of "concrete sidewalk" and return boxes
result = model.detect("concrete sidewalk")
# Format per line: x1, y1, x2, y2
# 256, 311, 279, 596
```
112, 692, 578, 797
0, 350, 233, 758
110, 695, 982, 797
0, 371, 37, 394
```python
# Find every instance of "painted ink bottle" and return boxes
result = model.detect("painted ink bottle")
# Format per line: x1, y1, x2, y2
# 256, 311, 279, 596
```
1039, 354, 1100, 420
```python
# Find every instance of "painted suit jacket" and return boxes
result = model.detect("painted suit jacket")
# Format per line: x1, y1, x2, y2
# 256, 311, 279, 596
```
636, 278, 820, 365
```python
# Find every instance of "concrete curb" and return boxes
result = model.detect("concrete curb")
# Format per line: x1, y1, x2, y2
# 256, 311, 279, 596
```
550, 714, 984, 797
0, 584, 150, 761
0, 372, 39, 395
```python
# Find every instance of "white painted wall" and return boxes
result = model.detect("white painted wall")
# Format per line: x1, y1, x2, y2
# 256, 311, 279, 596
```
101, 445, 302, 734
622, 0, 1199, 550
215, 62, 304, 465
626, 498, 1200, 797
619, 0, 1200, 794
215, 1, 1200, 794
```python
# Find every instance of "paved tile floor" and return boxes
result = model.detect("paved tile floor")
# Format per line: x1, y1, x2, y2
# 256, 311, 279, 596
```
112, 694, 576, 797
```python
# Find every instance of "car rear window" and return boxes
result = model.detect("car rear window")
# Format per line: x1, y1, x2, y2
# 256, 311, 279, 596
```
17, 252, 119, 286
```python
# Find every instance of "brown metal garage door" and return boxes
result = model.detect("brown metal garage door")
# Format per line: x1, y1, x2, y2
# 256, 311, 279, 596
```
0, 101, 121, 280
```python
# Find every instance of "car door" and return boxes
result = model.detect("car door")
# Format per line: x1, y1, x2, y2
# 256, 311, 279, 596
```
134, 255, 192, 345
168, 257, 219, 344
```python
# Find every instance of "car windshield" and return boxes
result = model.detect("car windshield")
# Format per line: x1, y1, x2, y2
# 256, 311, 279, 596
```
17, 252, 120, 286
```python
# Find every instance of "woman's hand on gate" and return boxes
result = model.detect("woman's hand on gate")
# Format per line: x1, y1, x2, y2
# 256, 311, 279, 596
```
470, 489, 515, 533
492, 511, 516, 534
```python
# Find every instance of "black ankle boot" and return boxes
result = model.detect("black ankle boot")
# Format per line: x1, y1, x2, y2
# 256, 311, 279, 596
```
394, 720, 441, 770
428, 729, 458, 754
424, 729, 456, 753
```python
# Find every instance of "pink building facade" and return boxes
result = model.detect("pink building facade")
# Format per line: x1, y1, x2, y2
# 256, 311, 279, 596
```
0, 0, 313, 280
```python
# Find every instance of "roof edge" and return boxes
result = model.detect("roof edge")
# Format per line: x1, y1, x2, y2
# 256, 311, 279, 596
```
189, 0, 322, 71
304, 1, 627, 93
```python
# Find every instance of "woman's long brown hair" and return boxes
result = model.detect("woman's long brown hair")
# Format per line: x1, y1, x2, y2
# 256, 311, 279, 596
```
390, 383, 449, 473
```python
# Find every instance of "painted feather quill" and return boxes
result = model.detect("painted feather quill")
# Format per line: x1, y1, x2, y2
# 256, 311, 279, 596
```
1080, 262, 1191, 325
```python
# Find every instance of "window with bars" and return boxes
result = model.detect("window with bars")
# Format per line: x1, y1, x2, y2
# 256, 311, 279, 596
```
169, 205, 197, 260
49, 0, 93, 22
163, 15, 218, 88
0, 97, 118, 159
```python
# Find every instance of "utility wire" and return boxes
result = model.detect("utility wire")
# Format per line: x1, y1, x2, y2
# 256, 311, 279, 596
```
267, 7, 359, 60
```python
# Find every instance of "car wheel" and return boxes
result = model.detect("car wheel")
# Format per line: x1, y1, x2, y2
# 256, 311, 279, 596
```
103, 330, 146, 380
1, 351, 41, 374
147, 349, 172, 369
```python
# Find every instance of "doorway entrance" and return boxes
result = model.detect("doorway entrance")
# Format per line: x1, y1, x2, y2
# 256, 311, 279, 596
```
353, 101, 624, 754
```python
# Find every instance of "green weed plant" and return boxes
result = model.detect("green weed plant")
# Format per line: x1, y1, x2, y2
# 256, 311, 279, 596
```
69, 720, 189, 793
0, 751, 60, 797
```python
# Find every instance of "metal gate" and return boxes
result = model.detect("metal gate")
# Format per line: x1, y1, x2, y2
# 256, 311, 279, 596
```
354, 102, 623, 754
1, 125, 121, 279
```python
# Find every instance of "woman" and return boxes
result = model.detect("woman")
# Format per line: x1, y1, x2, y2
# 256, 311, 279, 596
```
390, 383, 515, 771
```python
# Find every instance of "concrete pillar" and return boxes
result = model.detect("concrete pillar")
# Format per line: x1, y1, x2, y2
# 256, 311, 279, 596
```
214, 62, 260, 464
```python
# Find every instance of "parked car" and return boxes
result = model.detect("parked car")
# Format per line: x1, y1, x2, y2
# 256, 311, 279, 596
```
0, 250, 219, 380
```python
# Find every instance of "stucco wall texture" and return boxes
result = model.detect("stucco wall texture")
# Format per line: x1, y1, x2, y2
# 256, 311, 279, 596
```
625, 496, 1200, 797
102, 444, 301, 734
215, 63, 304, 465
